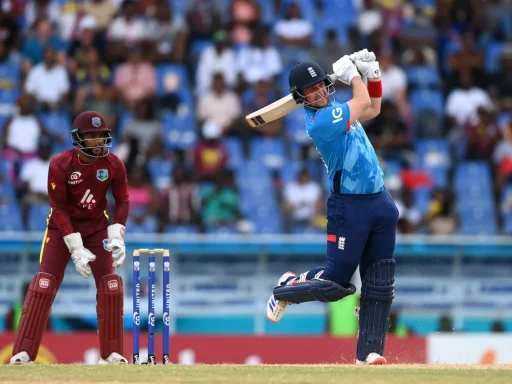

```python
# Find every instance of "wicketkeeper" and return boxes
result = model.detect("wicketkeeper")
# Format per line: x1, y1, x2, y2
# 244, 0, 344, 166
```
10, 111, 130, 365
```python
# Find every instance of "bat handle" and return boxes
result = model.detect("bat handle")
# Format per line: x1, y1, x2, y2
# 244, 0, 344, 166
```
328, 74, 338, 83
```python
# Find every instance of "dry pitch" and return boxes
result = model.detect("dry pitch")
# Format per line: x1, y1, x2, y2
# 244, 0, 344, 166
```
0, 364, 511, 384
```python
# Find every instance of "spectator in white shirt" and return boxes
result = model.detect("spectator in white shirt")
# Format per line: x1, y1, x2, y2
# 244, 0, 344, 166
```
197, 73, 241, 135
107, 0, 147, 44
282, 168, 323, 233
19, 137, 52, 228
24, 46, 69, 111
1, 94, 61, 158
195, 30, 236, 95
236, 27, 282, 87
274, 2, 312, 47
379, 49, 410, 121
446, 69, 493, 127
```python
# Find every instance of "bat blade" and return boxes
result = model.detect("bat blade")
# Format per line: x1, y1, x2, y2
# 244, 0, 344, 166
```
245, 94, 300, 128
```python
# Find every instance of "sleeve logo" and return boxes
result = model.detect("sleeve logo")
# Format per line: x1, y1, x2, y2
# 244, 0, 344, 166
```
332, 107, 343, 123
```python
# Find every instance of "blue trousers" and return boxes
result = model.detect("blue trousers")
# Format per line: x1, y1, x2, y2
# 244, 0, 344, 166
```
300, 190, 398, 286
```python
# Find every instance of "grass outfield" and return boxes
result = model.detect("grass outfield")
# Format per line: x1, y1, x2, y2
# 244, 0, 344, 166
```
0, 365, 511, 384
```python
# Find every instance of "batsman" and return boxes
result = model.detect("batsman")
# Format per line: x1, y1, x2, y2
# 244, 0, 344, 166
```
266, 50, 398, 364
10, 111, 130, 365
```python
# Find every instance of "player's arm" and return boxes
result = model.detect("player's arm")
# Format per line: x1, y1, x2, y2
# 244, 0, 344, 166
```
332, 55, 371, 125
346, 77, 371, 124
351, 57, 382, 122
105, 157, 130, 268
358, 78, 382, 122
48, 161, 96, 279
48, 161, 74, 236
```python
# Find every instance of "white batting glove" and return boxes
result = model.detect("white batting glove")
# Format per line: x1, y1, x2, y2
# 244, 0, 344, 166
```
354, 60, 381, 79
332, 55, 361, 85
349, 49, 376, 63
103, 223, 126, 268
64, 233, 96, 279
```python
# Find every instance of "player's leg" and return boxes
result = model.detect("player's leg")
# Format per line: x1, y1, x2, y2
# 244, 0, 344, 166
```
87, 230, 126, 364
11, 229, 69, 364
356, 191, 398, 365
268, 195, 369, 321
267, 268, 325, 322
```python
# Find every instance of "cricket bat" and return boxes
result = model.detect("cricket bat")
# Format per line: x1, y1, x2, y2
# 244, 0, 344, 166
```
245, 74, 338, 128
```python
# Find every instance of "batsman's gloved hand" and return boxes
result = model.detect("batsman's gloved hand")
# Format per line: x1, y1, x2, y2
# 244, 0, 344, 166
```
349, 49, 376, 63
64, 233, 96, 279
332, 55, 361, 85
354, 60, 381, 79
103, 223, 126, 268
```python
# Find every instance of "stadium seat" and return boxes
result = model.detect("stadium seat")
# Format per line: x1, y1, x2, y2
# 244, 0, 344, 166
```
250, 138, 285, 170
223, 137, 244, 170
156, 64, 189, 96
165, 224, 199, 234
0, 203, 23, 231
162, 112, 197, 150
409, 89, 444, 117
485, 42, 505, 74
406, 66, 441, 89
28, 204, 50, 232
415, 139, 450, 188
147, 158, 173, 190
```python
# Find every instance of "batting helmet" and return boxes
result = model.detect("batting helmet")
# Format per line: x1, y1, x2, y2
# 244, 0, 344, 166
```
288, 61, 335, 108
71, 111, 112, 158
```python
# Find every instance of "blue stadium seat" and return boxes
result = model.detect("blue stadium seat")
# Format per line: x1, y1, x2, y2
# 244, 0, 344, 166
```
117, 112, 134, 139
501, 184, 512, 234
414, 187, 432, 215
0, 183, 16, 202
162, 112, 197, 150
147, 158, 173, 190
415, 139, 450, 187
409, 89, 444, 117
40, 112, 72, 153
250, 138, 285, 170
406, 66, 441, 88
126, 216, 158, 233
485, 42, 505, 74
454, 162, 497, 235
0, 61, 21, 113
28, 204, 50, 232
319, 0, 356, 32
156, 64, 189, 97
0, 203, 23, 231
284, 108, 308, 143
165, 224, 199, 234
223, 137, 244, 170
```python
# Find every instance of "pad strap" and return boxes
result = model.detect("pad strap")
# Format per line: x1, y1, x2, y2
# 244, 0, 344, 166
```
13, 272, 57, 361
274, 279, 356, 304
97, 274, 124, 359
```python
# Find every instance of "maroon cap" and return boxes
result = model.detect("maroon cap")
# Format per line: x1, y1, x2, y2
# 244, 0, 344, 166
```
72, 111, 111, 134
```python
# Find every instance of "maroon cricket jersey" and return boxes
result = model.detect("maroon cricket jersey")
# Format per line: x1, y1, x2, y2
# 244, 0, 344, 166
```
47, 149, 130, 238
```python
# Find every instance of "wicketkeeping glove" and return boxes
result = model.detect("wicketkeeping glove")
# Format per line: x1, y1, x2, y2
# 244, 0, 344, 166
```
103, 223, 126, 268
64, 233, 96, 279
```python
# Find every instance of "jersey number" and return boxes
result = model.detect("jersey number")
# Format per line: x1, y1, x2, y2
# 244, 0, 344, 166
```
332, 108, 343, 124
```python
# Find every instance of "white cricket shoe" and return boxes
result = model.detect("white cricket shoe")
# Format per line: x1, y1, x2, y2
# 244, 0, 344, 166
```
266, 271, 296, 323
356, 352, 387, 365
97, 352, 128, 365
10, 351, 33, 365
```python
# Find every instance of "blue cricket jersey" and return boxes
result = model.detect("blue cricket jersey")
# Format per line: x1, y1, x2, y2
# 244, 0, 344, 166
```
305, 101, 385, 195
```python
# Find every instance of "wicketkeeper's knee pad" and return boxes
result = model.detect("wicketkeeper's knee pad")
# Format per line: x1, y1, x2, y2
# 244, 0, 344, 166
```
13, 272, 57, 361
274, 279, 356, 304
357, 259, 395, 361
97, 274, 124, 360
